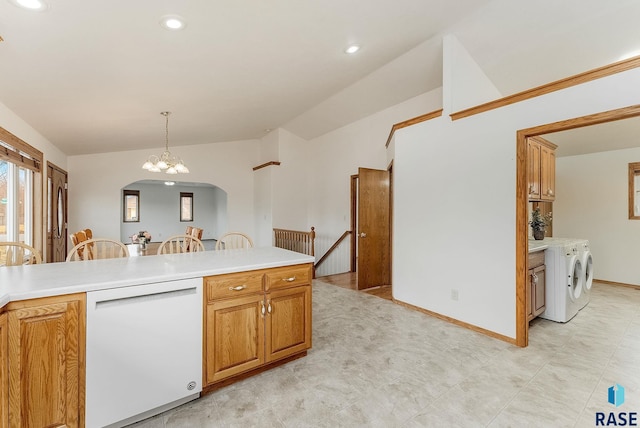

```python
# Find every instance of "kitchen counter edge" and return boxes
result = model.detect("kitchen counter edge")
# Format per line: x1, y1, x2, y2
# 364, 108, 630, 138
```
0, 247, 315, 307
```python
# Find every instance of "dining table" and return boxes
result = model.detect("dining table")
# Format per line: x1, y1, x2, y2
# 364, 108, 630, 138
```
126, 242, 161, 257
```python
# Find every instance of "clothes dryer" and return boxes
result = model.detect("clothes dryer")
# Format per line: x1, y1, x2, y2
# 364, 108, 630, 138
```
576, 239, 593, 310
540, 242, 583, 322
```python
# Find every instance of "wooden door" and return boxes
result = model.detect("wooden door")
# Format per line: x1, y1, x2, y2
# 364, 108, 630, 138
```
527, 139, 541, 200
541, 145, 555, 201
205, 294, 265, 385
47, 163, 68, 263
8, 297, 82, 428
357, 168, 390, 290
0, 313, 7, 428
265, 285, 311, 363
532, 265, 546, 316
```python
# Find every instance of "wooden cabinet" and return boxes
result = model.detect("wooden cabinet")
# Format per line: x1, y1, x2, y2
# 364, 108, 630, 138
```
205, 293, 266, 384
528, 137, 557, 201
527, 251, 546, 322
265, 285, 312, 363
204, 264, 312, 388
3, 294, 85, 428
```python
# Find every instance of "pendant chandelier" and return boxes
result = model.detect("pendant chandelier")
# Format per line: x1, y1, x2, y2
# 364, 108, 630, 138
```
142, 111, 189, 174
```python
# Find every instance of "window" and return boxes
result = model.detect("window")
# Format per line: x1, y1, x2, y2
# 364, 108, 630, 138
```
123, 190, 140, 222
180, 192, 193, 222
0, 128, 41, 246
629, 162, 640, 219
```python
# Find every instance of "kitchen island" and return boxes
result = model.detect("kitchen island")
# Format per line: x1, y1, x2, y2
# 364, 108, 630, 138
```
0, 247, 315, 427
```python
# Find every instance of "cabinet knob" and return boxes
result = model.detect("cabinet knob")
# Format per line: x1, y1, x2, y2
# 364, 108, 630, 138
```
360, 232, 367, 238
547, 189, 554, 196
532, 273, 538, 283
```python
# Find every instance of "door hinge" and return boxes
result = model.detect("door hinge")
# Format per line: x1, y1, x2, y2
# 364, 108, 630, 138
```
64, 182, 68, 190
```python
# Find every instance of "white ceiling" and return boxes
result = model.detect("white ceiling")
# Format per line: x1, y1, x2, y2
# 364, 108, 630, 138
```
1, 0, 639, 156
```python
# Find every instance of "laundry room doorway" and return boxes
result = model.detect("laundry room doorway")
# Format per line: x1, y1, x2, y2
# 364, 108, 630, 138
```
515, 104, 640, 347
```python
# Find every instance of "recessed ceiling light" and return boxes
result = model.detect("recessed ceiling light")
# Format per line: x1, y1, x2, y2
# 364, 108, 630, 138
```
9, 0, 47, 11
164, 181, 176, 186
345, 45, 360, 54
619, 50, 640, 61
160, 15, 186, 31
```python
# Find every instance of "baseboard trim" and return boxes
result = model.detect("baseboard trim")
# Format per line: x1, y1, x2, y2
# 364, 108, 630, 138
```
594, 279, 640, 289
392, 298, 517, 346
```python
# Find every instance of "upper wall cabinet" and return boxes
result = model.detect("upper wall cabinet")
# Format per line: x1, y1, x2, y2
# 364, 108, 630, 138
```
528, 137, 557, 202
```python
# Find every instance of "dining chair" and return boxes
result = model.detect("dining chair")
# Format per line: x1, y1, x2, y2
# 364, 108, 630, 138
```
187, 227, 204, 251
190, 227, 203, 240
66, 238, 129, 261
215, 232, 254, 250
0, 242, 43, 266
157, 234, 205, 255
70, 230, 91, 259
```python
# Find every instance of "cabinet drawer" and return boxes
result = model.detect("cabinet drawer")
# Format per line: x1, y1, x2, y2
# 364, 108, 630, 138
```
265, 264, 312, 290
205, 271, 264, 301
528, 250, 545, 268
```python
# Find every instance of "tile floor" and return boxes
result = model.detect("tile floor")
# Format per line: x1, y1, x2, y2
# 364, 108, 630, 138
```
128, 281, 640, 427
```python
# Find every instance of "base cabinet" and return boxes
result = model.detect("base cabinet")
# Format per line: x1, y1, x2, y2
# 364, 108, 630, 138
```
527, 252, 546, 322
2, 294, 85, 428
206, 293, 266, 384
0, 313, 7, 428
204, 264, 312, 388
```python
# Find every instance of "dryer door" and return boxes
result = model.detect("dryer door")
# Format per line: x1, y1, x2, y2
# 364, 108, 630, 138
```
582, 252, 593, 293
567, 255, 583, 302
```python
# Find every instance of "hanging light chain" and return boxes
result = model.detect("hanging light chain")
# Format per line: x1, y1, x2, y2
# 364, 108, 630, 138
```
163, 111, 170, 152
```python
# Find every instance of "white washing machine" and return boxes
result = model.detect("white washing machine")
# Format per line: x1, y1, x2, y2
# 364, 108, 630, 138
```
540, 241, 583, 322
576, 239, 593, 310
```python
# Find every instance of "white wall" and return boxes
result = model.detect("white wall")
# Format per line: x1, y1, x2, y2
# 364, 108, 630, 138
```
253, 167, 273, 247
555, 147, 640, 286
67, 139, 259, 242
120, 181, 226, 243
394, 67, 640, 339
307, 89, 443, 276
443, 35, 503, 113
272, 128, 310, 232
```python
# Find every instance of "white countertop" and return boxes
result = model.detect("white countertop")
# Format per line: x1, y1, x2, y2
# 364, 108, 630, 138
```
0, 247, 315, 307
528, 240, 548, 253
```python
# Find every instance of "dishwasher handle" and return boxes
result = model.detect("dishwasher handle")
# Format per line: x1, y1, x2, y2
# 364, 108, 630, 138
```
94, 287, 197, 309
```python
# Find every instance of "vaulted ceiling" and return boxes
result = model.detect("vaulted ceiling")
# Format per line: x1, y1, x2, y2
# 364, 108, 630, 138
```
0, 0, 639, 156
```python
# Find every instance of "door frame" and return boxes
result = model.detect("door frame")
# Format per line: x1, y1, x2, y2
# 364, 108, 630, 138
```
515, 104, 640, 347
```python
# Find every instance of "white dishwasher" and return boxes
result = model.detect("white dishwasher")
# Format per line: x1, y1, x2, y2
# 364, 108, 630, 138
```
86, 278, 202, 428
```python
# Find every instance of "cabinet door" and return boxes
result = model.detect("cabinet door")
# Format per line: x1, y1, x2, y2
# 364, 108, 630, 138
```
541, 146, 555, 201
532, 265, 546, 316
205, 294, 265, 385
265, 285, 311, 363
527, 140, 541, 200
0, 313, 7, 428
526, 270, 534, 322
8, 298, 82, 428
